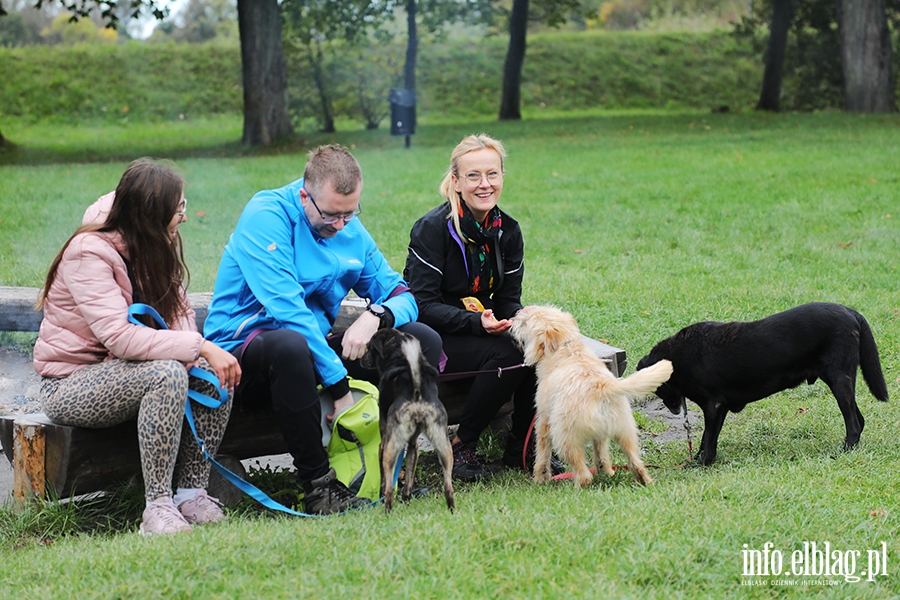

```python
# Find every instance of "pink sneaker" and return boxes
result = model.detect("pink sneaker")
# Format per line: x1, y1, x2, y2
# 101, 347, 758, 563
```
139, 501, 192, 536
178, 490, 226, 525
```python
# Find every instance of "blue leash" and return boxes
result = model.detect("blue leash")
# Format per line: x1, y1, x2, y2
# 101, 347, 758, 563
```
128, 304, 400, 516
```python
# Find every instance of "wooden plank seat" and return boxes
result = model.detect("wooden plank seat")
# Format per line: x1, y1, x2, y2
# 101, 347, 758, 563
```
0, 286, 626, 503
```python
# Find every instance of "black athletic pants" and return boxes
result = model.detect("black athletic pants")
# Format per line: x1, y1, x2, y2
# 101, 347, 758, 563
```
440, 332, 537, 447
232, 322, 441, 489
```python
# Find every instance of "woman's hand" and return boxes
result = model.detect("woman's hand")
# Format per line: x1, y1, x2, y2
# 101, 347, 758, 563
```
481, 309, 511, 334
199, 340, 242, 390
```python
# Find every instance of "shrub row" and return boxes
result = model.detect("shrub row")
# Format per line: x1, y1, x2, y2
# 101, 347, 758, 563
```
0, 31, 762, 127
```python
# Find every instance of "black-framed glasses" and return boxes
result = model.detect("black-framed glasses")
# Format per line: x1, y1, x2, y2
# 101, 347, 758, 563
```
305, 187, 361, 224
175, 198, 187, 219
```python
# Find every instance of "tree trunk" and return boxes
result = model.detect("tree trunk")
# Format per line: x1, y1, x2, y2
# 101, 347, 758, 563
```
237, 0, 294, 146
404, 0, 417, 91
310, 41, 335, 133
836, 0, 897, 112
756, 0, 795, 111
499, 0, 529, 121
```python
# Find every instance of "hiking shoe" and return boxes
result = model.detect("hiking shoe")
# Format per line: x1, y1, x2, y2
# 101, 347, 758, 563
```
503, 434, 566, 476
452, 442, 486, 482
178, 490, 226, 526
139, 500, 192, 536
304, 468, 371, 515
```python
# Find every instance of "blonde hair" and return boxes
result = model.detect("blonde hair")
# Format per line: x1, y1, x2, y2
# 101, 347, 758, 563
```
439, 133, 507, 238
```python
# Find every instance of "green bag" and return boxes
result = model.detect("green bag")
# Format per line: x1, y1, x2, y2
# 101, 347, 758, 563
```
320, 379, 381, 502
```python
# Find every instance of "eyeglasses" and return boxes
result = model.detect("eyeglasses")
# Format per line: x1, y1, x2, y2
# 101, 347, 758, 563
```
175, 198, 187, 219
305, 188, 361, 224
462, 170, 503, 184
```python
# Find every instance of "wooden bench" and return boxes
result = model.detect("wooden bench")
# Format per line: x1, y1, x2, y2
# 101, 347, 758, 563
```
0, 285, 626, 504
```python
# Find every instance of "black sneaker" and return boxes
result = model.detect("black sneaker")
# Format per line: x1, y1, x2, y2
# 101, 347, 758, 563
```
503, 434, 566, 476
452, 442, 486, 482
303, 468, 371, 515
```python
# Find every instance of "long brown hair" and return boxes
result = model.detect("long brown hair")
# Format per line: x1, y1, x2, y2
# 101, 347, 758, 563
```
37, 158, 190, 326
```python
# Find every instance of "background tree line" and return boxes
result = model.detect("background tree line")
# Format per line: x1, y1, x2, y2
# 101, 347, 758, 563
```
0, 0, 897, 151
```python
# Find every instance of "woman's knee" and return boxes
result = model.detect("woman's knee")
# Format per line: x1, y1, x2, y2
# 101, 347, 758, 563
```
152, 359, 190, 390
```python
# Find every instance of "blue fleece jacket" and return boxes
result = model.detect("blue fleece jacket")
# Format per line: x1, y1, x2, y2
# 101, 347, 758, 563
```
203, 177, 417, 388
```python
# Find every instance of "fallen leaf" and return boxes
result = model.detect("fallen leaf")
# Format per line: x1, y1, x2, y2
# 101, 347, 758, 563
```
885, 214, 891, 218
838, 242, 853, 248
796, 407, 808, 414
641, 311, 650, 315
870, 508, 887, 518
195, 210, 207, 217
867, 178, 877, 183
552, 171, 559, 177
574, 249, 583, 254
599, 338, 609, 343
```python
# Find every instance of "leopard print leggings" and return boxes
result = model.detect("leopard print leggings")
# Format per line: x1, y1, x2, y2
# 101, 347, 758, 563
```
41, 358, 232, 501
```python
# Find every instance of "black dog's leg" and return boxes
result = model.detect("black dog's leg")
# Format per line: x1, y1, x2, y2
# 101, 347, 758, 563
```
824, 371, 864, 451
401, 436, 419, 503
698, 400, 729, 465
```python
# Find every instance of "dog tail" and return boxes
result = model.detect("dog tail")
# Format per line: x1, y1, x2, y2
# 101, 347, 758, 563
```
612, 359, 674, 398
856, 312, 888, 401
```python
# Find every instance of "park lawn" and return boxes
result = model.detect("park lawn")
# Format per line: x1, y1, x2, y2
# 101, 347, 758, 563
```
1, 110, 899, 597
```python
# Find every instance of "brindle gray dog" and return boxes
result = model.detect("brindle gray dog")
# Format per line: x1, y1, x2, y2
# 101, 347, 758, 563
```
361, 328, 455, 513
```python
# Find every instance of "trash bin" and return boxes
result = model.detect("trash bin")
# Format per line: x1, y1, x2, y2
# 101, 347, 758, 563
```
388, 88, 416, 137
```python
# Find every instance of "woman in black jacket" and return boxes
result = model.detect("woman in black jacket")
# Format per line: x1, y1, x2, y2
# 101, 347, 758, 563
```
405, 134, 562, 481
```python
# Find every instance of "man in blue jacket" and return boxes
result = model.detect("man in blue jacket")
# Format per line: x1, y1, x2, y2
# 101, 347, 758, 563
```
205, 145, 440, 515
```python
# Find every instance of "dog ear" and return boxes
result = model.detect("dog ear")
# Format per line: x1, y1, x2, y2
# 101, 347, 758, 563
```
361, 330, 386, 370
538, 310, 578, 355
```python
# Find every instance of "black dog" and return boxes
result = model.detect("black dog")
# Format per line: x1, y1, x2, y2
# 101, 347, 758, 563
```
361, 328, 455, 513
637, 303, 888, 465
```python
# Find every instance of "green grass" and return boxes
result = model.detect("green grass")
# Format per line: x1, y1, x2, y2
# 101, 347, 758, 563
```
2, 111, 900, 597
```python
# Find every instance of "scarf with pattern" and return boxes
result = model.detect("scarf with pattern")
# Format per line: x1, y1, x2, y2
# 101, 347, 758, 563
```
457, 200, 502, 293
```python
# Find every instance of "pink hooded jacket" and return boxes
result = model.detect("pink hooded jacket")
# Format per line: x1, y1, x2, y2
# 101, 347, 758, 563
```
33, 196, 203, 377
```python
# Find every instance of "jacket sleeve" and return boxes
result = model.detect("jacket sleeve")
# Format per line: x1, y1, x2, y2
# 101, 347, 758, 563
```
405, 215, 483, 335
351, 229, 418, 327
489, 223, 525, 321
62, 237, 204, 362
229, 202, 348, 387
172, 287, 199, 333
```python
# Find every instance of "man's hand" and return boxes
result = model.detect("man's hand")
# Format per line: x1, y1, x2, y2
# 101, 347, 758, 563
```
481, 309, 511, 335
341, 310, 380, 361
327, 391, 355, 423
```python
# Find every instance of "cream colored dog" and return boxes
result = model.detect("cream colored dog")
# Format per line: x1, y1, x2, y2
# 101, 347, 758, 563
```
509, 306, 674, 488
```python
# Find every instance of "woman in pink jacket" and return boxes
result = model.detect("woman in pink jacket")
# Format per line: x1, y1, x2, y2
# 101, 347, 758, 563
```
34, 159, 241, 536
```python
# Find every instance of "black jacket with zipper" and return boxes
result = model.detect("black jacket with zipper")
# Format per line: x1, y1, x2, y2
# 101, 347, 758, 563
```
404, 202, 525, 336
